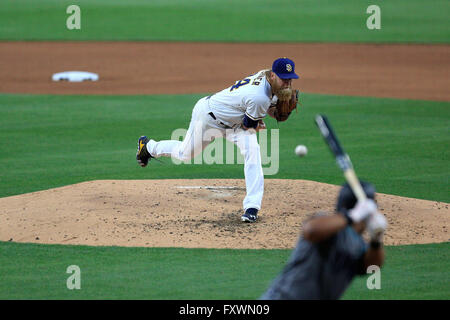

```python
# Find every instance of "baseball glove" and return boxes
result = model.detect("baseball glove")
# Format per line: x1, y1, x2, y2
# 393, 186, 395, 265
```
273, 89, 299, 122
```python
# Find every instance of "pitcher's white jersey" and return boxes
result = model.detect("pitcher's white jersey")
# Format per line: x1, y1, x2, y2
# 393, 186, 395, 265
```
207, 70, 276, 128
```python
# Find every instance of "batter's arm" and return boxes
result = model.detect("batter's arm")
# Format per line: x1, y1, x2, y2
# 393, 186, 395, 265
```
363, 245, 385, 269
302, 214, 348, 243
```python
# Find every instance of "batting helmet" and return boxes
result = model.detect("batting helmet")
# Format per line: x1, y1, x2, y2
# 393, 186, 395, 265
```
336, 181, 376, 214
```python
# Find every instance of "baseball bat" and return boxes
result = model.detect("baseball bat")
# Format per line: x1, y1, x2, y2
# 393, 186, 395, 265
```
314, 114, 367, 202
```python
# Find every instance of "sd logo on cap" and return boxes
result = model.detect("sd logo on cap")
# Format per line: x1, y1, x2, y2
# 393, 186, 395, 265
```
272, 58, 299, 79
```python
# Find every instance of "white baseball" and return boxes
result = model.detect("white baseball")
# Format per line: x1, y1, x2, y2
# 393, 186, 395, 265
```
295, 145, 308, 157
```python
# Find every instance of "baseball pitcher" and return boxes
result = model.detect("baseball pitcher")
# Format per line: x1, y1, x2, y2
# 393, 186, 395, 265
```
136, 58, 300, 222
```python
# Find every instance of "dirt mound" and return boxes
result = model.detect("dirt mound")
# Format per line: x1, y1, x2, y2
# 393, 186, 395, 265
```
0, 179, 448, 249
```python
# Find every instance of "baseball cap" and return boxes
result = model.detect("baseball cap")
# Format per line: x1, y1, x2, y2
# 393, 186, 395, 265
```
272, 57, 299, 79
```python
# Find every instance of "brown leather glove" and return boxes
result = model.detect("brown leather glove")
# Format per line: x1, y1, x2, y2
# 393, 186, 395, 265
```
274, 89, 299, 122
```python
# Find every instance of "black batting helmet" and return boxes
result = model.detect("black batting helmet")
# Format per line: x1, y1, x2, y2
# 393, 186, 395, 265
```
336, 181, 376, 214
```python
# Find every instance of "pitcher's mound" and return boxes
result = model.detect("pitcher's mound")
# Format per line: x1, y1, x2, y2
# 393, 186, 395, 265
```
0, 179, 448, 249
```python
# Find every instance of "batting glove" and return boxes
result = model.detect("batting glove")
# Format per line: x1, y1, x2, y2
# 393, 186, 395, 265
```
348, 199, 378, 224
367, 211, 388, 242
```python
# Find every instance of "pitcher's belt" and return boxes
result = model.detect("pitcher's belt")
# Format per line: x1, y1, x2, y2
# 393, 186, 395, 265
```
206, 94, 237, 129
208, 112, 234, 129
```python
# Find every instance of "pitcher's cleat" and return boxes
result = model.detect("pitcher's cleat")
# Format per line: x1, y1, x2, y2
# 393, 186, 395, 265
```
136, 136, 153, 167
241, 208, 258, 223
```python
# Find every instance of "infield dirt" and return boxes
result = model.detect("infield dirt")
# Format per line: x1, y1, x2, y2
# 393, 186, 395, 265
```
1, 42, 449, 101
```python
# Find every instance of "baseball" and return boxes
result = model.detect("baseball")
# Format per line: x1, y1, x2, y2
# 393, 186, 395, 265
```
295, 145, 308, 157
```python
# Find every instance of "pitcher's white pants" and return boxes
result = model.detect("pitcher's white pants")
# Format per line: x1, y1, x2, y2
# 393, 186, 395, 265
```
146, 97, 264, 211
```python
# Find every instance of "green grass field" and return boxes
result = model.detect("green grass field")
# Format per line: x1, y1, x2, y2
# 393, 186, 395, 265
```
0, 241, 448, 299
1, 93, 449, 202
1, 0, 449, 301
0, 0, 449, 43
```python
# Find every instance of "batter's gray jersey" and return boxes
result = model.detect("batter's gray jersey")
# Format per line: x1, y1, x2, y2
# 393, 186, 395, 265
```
261, 224, 368, 300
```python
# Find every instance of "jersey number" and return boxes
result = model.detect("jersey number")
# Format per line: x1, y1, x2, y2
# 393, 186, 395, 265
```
230, 76, 263, 91
230, 78, 250, 91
